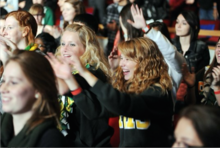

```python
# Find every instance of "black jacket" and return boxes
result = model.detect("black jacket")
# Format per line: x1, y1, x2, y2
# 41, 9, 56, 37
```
61, 67, 113, 147
74, 79, 174, 147
173, 39, 210, 74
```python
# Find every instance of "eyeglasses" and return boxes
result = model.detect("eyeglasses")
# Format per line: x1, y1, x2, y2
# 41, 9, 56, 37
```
33, 14, 44, 16
38, 44, 45, 48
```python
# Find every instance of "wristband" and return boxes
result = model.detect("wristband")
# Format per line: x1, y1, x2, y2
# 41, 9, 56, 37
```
214, 89, 220, 95
71, 87, 82, 96
142, 25, 150, 33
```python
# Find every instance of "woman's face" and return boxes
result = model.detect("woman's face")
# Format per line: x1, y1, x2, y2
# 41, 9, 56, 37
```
60, 30, 85, 61
3, 16, 24, 44
172, 117, 203, 148
119, 53, 137, 80
32, 12, 44, 25
175, 14, 190, 37
35, 37, 46, 52
0, 61, 36, 114
62, 2, 76, 23
215, 40, 220, 64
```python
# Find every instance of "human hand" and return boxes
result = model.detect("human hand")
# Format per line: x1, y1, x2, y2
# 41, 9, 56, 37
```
50, 26, 62, 39
127, 4, 146, 29
211, 66, 220, 90
213, 9, 219, 20
108, 46, 120, 70
107, 20, 118, 31
181, 63, 196, 87
46, 52, 73, 80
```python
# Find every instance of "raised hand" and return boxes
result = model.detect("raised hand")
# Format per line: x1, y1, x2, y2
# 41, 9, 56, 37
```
127, 4, 146, 29
211, 66, 220, 89
181, 63, 196, 87
0, 36, 17, 65
46, 52, 72, 80
108, 46, 120, 70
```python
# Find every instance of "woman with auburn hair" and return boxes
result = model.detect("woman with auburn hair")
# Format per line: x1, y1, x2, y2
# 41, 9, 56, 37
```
47, 37, 174, 147
3, 10, 38, 50
0, 51, 65, 147
48, 23, 113, 147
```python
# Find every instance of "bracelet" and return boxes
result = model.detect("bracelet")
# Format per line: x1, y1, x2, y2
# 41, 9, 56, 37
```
142, 25, 150, 33
214, 90, 220, 95
71, 87, 82, 96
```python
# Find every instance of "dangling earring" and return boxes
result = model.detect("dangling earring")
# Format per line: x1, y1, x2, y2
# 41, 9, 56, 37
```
35, 93, 39, 99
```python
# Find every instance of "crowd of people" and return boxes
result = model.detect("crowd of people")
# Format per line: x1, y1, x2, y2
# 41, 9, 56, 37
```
0, 0, 220, 147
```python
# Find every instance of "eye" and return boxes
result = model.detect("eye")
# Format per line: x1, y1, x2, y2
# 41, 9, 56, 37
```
70, 43, 75, 46
10, 81, 18, 85
61, 42, 65, 46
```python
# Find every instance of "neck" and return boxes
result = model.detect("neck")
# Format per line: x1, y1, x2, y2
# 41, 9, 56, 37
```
12, 110, 33, 136
17, 39, 28, 49
179, 35, 191, 45
119, 0, 127, 6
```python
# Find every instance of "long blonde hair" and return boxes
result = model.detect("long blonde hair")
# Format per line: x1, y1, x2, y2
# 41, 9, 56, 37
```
112, 37, 172, 94
56, 23, 110, 77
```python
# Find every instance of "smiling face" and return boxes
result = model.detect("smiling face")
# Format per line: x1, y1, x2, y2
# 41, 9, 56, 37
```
119, 53, 137, 80
62, 2, 76, 23
60, 30, 85, 60
3, 16, 24, 44
215, 39, 220, 64
172, 117, 203, 148
0, 61, 36, 114
175, 14, 190, 37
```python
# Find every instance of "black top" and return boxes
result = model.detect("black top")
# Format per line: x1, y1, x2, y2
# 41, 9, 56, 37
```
1, 113, 65, 147
198, 0, 217, 10
74, 79, 173, 147
61, 67, 113, 147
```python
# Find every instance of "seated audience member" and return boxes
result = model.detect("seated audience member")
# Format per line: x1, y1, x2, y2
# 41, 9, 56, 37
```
35, 32, 57, 53
29, 4, 53, 36
32, 0, 54, 26
173, 10, 210, 104
0, 51, 65, 147
47, 24, 113, 147
182, 37, 220, 106
173, 105, 220, 147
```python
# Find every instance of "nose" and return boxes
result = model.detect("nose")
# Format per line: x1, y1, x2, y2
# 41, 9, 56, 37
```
0, 82, 9, 94
119, 58, 125, 67
2, 27, 8, 37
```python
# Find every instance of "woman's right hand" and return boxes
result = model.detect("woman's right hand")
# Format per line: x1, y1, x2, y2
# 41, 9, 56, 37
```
181, 63, 196, 87
46, 52, 73, 80
211, 66, 220, 90
108, 46, 120, 70
0, 36, 16, 65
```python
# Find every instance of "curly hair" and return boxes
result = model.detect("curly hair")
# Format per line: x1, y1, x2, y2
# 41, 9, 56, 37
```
6, 10, 37, 46
112, 37, 172, 94
56, 23, 110, 77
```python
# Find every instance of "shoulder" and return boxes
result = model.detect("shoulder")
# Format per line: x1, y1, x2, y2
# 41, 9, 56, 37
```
37, 127, 65, 147
195, 40, 209, 52
107, 3, 118, 10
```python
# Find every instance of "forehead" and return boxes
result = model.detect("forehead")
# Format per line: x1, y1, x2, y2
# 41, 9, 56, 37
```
5, 16, 19, 26
4, 61, 24, 78
63, 2, 74, 8
62, 30, 79, 39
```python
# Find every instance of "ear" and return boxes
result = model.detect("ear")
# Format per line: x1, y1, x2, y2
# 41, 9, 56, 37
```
22, 26, 30, 37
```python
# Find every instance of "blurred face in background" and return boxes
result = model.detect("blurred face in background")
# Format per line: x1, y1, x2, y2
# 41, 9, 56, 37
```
32, 0, 44, 5
175, 14, 190, 37
62, 2, 76, 23
172, 117, 203, 148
